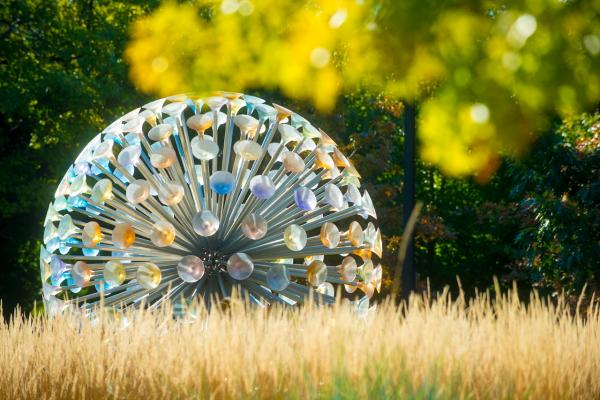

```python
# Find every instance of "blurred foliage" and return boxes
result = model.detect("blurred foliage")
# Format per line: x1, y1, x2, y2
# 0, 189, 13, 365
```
0, 0, 598, 313
126, 0, 599, 178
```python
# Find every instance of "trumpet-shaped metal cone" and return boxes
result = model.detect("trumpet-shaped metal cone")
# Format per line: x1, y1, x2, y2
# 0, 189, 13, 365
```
227, 252, 253, 280
284, 224, 307, 251
137, 262, 161, 290
104, 261, 126, 286
191, 136, 219, 160
320, 222, 340, 248
294, 187, 317, 211
112, 222, 135, 249
150, 220, 176, 247
91, 179, 112, 203
241, 213, 268, 240
72, 261, 92, 287
82, 221, 102, 247
177, 255, 205, 283
266, 264, 290, 292
282, 152, 305, 173
126, 179, 150, 204
307, 260, 327, 287
249, 175, 275, 199
192, 210, 220, 236
210, 171, 235, 195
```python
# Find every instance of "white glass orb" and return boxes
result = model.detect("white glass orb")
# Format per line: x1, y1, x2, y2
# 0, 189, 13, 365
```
241, 213, 268, 240
227, 253, 254, 280
282, 152, 305, 173
177, 255, 205, 283
192, 210, 220, 236
158, 181, 184, 205
150, 146, 176, 168
234, 140, 262, 160
118, 145, 142, 166
191, 136, 219, 160
339, 256, 358, 282
126, 179, 150, 204
320, 222, 340, 248
148, 124, 174, 141
324, 184, 344, 209
91, 178, 113, 202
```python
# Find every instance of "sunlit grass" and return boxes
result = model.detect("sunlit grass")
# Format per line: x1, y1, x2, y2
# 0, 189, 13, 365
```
1, 288, 599, 399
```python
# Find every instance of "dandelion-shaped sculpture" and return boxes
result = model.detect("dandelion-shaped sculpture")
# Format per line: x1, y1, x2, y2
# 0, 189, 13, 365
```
40, 92, 382, 315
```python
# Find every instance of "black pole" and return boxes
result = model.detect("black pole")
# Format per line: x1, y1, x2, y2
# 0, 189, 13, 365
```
402, 102, 416, 301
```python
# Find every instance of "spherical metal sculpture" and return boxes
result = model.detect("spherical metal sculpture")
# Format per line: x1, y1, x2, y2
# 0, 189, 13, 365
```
39, 92, 382, 315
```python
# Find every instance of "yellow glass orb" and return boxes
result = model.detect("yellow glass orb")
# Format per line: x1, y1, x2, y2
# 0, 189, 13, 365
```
137, 262, 162, 290
339, 256, 358, 282
307, 260, 327, 287
112, 222, 135, 249
72, 261, 92, 287
158, 182, 184, 205
150, 146, 176, 168
186, 114, 212, 133
82, 221, 103, 247
104, 261, 126, 286
314, 148, 334, 170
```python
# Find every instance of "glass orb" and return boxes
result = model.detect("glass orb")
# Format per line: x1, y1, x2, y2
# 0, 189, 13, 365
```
104, 261, 126, 286
150, 146, 176, 168
191, 136, 219, 160
210, 171, 235, 195
266, 264, 290, 292
148, 124, 174, 141
186, 114, 212, 133
241, 213, 268, 240
233, 114, 259, 137
118, 145, 142, 166
158, 181, 184, 205
324, 184, 344, 209
91, 179, 113, 203
112, 222, 135, 249
339, 256, 357, 282
316, 282, 335, 297
282, 152, 305, 173
50, 254, 67, 280
249, 175, 275, 199
348, 221, 364, 246
361, 259, 374, 283
227, 253, 254, 280
192, 210, 220, 236
126, 179, 150, 204
177, 255, 205, 283
137, 262, 162, 290
150, 220, 176, 247
58, 214, 77, 240
234, 140, 262, 160
307, 260, 327, 287
278, 124, 301, 143
294, 187, 317, 211
315, 148, 334, 170
72, 261, 92, 287
284, 224, 307, 251
82, 221, 102, 247
320, 222, 340, 248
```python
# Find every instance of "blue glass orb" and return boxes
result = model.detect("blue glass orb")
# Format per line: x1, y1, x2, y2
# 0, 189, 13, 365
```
266, 264, 290, 292
294, 187, 317, 211
210, 171, 235, 195
249, 175, 276, 199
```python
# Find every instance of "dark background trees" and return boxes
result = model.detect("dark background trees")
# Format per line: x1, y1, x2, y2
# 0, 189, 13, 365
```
0, 0, 598, 314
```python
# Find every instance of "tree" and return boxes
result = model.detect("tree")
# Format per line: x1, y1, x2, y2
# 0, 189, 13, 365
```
0, 0, 158, 314
125, 0, 599, 178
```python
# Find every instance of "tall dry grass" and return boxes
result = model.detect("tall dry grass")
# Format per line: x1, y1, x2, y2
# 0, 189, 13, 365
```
1, 288, 599, 399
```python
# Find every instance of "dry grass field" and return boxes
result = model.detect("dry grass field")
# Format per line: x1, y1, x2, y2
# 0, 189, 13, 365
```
1, 288, 599, 399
